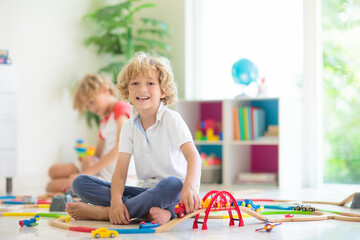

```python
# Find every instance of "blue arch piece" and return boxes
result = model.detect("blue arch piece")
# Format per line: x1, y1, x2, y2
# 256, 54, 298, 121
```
110, 228, 155, 234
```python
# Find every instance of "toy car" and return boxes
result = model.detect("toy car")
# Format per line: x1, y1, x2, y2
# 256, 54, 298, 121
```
91, 228, 118, 238
139, 221, 159, 229
175, 203, 186, 218
244, 199, 264, 212
292, 204, 316, 212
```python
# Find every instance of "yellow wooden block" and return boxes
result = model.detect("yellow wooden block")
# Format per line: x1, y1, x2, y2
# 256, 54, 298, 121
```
3, 212, 36, 216
59, 215, 71, 222
38, 204, 50, 208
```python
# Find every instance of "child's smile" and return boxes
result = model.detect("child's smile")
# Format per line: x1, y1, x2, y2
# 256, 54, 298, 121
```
136, 96, 150, 102
129, 69, 165, 114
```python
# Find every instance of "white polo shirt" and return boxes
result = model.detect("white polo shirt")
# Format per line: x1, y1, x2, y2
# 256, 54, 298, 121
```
119, 103, 198, 189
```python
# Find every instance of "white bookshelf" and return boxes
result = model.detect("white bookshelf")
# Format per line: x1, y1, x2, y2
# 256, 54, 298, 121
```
0, 65, 18, 194
175, 97, 303, 189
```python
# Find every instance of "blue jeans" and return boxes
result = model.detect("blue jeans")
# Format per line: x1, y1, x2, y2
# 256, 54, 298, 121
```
72, 175, 183, 219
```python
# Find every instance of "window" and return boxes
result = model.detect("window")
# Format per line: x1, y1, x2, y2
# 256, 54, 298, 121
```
189, 0, 303, 100
322, 0, 360, 184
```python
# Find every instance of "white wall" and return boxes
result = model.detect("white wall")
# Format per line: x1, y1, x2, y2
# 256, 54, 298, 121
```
136, 0, 186, 97
0, 0, 102, 176
0, 0, 186, 177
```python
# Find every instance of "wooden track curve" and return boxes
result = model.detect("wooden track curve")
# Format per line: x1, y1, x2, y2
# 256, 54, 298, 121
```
154, 208, 206, 233
301, 193, 355, 206
238, 207, 326, 222
243, 193, 356, 206
49, 209, 208, 234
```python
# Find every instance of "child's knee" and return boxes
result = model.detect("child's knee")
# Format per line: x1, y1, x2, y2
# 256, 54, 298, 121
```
48, 165, 58, 178
72, 174, 90, 194
46, 180, 54, 193
157, 177, 183, 195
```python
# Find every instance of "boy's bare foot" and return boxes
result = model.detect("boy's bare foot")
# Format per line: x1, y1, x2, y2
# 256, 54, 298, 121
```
65, 202, 109, 221
149, 207, 171, 225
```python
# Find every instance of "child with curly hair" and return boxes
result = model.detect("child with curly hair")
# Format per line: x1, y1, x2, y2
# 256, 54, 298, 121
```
66, 52, 201, 225
46, 74, 131, 193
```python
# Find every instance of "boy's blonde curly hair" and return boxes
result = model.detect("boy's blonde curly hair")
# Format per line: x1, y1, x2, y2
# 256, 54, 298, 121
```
73, 74, 117, 112
116, 52, 178, 106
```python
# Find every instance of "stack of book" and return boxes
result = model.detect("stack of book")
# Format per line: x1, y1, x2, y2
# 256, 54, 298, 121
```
264, 125, 279, 137
233, 106, 265, 140
236, 172, 277, 185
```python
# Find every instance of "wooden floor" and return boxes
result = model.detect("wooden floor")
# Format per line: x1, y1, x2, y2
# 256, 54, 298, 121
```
1, 174, 360, 240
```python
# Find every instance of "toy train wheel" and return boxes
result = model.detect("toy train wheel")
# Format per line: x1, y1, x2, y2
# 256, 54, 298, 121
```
95, 233, 100, 238
19, 220, 24, 227
110, 233, 115, 238
302, 207, 307, 211
310, 208, 315, 212
179, 212, 185, 218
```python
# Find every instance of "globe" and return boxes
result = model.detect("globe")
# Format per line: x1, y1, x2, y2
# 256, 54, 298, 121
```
231, 58, 259, 86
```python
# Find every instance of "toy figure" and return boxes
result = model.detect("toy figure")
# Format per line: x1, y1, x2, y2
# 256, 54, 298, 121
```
19, 215, 40, 227
255, 219, 282, 232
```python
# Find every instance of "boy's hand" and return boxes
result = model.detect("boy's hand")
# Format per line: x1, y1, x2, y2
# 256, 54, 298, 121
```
180, 183, 201, 214
109, 200, 131, 225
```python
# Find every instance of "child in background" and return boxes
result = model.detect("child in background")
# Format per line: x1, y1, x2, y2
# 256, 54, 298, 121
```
46, 74, 131, 193
66, 52, 201, 225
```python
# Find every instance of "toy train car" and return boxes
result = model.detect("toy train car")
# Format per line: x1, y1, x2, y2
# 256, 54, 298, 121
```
292, 204, 316, 212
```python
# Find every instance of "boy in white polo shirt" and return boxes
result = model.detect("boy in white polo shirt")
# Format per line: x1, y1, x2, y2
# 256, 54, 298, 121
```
66, 52, 202, 225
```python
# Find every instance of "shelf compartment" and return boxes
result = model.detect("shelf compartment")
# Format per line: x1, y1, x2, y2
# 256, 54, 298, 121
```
229, 137, 279, 146
195, 140, 223, 145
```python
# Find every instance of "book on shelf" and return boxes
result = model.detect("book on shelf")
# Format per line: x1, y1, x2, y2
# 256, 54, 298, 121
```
233, 106, 266, 140
238, 107, 245, 140
243, 107, 249, 140
250, 107, 255, 140
233, 107, 240, 140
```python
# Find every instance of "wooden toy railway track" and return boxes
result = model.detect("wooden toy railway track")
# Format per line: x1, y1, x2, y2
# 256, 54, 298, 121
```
155, 208, 206, 233
3, 191, 360, 235
49, 208, 207, 234
239, 193, 356, 206
48, 206, 360, 234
